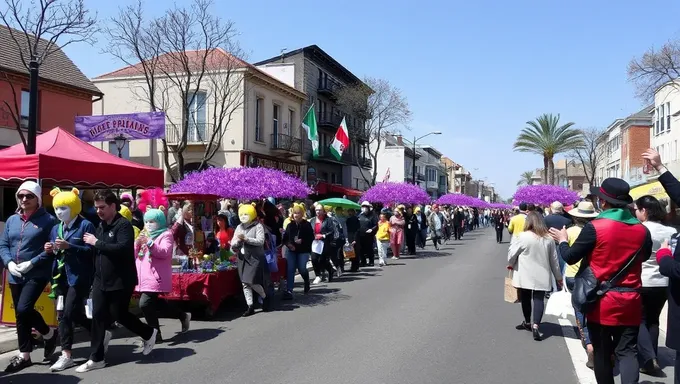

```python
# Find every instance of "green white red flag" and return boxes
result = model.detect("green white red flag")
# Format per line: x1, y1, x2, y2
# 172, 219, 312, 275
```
330, 117, 349, 161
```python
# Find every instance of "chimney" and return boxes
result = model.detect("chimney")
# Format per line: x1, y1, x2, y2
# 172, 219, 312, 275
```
396, 135, 403, 145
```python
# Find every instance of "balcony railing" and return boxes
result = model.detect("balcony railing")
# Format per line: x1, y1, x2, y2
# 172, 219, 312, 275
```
318, 77, 341, 98
318, 111, 341, 129
426, 181, 439, 190
417, 173, 426, 181
166, 123, 215, 144
270, 133, 301, 154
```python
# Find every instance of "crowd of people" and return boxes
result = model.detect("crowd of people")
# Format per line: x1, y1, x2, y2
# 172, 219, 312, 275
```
504, 148, 680, 384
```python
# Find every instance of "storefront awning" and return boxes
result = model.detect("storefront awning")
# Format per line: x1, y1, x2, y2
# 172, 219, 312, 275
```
315, 182, 363, 197
630, 181, 668, 200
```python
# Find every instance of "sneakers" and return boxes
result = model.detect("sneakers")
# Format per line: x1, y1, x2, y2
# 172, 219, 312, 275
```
103, 330, 112, 354
4, 355, 32, 373
75, 359, 105, 373
312, 276, 322, 285
378, 259, 386, 267
43, 328, 59, 360
181, 312, 192, 333
142, 328, 157, 355
303, 280, 311, 294
50, 354, 76, 372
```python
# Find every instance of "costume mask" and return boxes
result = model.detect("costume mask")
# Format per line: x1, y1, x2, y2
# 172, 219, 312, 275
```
50, 187, 81, 224
238, 203, 257, 225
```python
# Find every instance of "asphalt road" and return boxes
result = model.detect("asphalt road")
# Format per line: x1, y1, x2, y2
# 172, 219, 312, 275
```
0, 228, 582, 384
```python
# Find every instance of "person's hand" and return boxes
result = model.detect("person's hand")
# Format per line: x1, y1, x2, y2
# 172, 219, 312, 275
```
176, 208, 184, 225
506, 265, 513, 270
7, 262, 22, 278
351, 241, 356, 246
16, 261, 33, 274
556, 279, 563, 291
287, 243, 296, 251
44, 242, 54, 254
237, 234, 246, 241
83, 233, 97, 246
366, 229, 373, 234
549, 226, 568, 243
315, 234, 323, 240
642, 148, 664, 171
54, 239, 70, 251
295, 238, 302, 244
661, 239, 671, 251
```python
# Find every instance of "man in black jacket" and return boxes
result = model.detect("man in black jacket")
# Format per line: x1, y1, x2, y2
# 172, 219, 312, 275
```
78, 190, 156, 372
351, 201, 378, 271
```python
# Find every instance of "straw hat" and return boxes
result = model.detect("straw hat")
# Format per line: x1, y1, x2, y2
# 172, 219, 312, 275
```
568, 201, 598, 218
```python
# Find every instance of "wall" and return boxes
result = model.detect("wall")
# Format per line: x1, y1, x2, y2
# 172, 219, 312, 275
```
375, 146, 405, 183
651, 84, 680, 176
624, 125, 651, 186
255, 63, 296, 89
0, 71, 93, 146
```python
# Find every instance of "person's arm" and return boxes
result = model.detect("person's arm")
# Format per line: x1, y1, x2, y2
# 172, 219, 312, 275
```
302, 222, 315, 246
658, 248, 680, 279
557, 222, 596, 265
30, 219, 57, 266
244, 224, 265, 246
95, 221, 134, 254
507, 217, 515, 234
0, 218, 13, 266
507, 235, 523, 267
549, 242, 562, 282
70, 222, 96, 254
149, 232, 174, 259
281, 223, 291, 245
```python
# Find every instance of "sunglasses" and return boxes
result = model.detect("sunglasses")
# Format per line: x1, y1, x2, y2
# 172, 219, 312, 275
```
17, 194, 36, 200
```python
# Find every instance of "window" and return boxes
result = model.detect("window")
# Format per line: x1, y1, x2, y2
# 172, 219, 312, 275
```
272, 104, 280, 135
288, 109, 294, 136
255, 97, 264, 142
20, 90, 29, 128
674, 140, 678, 161
186, 90, 207, 141
661, 104, 666, 132
331, 173, 337, 184
668, 102, 672, 132
108, 140, 130, 160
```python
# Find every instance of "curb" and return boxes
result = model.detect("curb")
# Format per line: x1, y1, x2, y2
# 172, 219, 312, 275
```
0, 328, 16, 355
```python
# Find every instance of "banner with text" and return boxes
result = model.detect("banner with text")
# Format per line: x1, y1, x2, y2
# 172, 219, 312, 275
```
74, 111, 166, 142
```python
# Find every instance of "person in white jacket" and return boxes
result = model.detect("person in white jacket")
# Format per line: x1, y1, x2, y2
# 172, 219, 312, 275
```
635, 195, 676, 375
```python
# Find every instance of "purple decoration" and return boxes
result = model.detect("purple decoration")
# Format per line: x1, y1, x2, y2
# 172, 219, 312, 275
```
360, 182, 431, 205
512, 185, 580, 206
74, 112, 166, 141
170, 167, 313, 199
436, 194, 475, 206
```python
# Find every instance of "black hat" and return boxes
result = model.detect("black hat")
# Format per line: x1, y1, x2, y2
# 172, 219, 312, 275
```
590, 178, 633, 206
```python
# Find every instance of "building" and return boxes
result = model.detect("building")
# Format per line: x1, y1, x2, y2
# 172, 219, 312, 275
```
452, 164, 474, 195
440, 157, 460, 194
254, 45, 372, 192
417, 145, 447, 199
0, 26, 102, 222
596, 105, 653, 187
649, 83, 680, 177
91, 49, 306, 182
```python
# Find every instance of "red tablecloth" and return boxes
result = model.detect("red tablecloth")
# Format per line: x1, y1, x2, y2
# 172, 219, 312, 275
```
163, 258, 287, 312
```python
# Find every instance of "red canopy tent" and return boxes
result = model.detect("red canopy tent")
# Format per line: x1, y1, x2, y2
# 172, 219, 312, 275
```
0, 127, 164, 188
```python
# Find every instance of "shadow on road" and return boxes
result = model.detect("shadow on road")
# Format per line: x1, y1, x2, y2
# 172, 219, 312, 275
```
136, 346, 195, 364
277, 287, 350, 311
0, 372, 82, 384
539, 322, 582, 341
166, 327, 225, 346
94, 344, 195, 366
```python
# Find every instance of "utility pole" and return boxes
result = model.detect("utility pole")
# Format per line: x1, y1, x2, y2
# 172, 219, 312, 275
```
26, 57, 39, 154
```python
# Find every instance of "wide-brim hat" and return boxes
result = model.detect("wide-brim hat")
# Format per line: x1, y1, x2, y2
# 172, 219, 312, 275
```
569, 201, 598, 218
361, 201, 372, 208
590, 178, 633, 206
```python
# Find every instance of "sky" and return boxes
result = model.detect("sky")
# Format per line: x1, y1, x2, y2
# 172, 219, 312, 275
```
61, 0, 680, 198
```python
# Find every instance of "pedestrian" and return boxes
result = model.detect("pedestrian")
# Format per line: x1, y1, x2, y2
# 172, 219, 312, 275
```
309, 205, 336, 283
232, 203, 271, 316
427, 204, 445, 250
493, 209, 505, 243
415, 206, 428, 249
563, 201, 599, 369
327, 206, 346, 277
550, 178, 652, 384
544, 201, 572, 274
376, 213, 390, 266
0, 181, 59, 373
508, 211, 562, 341
46, 188, 96, 372
77, 189, 158, 373
282, 204, 313, 299
352, 202, 378, 271
135, 208, 191, 343
389, 208, 405, 260
405, 206, 418, 255
508, 203, 528, 241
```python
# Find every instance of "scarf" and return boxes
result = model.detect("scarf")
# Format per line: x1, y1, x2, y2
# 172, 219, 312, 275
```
596, 208, 640, 225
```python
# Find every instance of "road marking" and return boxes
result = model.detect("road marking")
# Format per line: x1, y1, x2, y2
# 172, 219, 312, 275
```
557, 317, 597, 384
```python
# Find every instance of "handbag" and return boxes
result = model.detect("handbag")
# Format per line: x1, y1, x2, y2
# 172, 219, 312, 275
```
343, 242, 356, 259
571, 243, 643, 314
264, 233, 278, 273
504, 270, 520, 303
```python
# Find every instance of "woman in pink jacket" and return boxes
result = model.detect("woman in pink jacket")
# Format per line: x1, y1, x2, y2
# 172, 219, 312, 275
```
135, 208, 191, 342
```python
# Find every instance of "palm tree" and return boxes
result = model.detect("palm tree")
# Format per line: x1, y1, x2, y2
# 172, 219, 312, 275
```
517, 170, 535, 186
513, 114, 583, 185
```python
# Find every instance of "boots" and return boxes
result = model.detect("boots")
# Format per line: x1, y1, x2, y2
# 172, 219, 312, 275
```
242, 306, 255, 317
262, 296, 272, 312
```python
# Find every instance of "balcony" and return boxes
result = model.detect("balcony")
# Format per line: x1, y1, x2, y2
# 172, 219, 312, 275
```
426, 181, 438, 190
417, 173, 426, 181
270, 133, 301, 156
318, 111, 341, 129
166, 123, 215, 145
358, 156, 372, 169
318, 77, 341, 99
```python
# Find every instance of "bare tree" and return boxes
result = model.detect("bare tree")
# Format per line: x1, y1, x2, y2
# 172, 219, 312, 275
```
103, 0, 245, 181
628, 39, 680, 102
569, 127, 604, 187
336, 77, 412, 186
0, 0, 97, 152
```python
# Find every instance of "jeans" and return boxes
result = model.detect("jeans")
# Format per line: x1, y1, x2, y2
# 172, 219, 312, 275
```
377, 240, 389, 262
90, 288, 154, 362
311, 252, 332, 278
638, 286, 668, 365
139, 292, 186, 337
565, 277, 590, 346
417, 228, 428, 248
10, 280, 51, 353
286, 251, 310, 292
495, 227, 503, 243
588, 323, 639, 384
58, 284, 92, 351
519, 289, 546, 325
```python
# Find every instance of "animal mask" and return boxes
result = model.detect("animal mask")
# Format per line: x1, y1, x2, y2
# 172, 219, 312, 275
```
50, 187, 81, 223
137, 188, 169, 212
238, 203, 257, 224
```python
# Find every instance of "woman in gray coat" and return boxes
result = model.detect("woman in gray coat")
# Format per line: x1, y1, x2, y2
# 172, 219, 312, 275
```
232, 208, 271, 317
507, 211, 562, 341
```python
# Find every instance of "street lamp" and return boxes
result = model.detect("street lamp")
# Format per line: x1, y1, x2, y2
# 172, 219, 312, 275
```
406, 131, 442, 185
114, 134, 128, 158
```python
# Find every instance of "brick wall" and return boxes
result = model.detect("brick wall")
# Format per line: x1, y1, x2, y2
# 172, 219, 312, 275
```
627, 125, 651, 168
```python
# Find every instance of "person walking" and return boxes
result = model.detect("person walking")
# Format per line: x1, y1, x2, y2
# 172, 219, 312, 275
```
404, 206, 418, 255
282, 204, 313, 299
0, 181, 59, 373
389, 208, 405, 260
544, 201, 572, 274
309, 205, 336, 283
508, 212, 562, 341
352, 202, 377, 271
415, 206, 428, 249
376, 213, 391, 266
493, 209, 506, 243
508, 203, 528, 242
427, 205, 445, 250
78, 190, 157, 373
550, 178, 652, 384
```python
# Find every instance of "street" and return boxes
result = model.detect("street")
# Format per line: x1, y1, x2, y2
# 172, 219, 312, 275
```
0, 228, 675, 384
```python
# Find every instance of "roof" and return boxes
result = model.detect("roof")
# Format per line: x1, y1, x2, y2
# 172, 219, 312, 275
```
0, 26, 101, 95
95, 48, 304, 99
0, 127, 163, 188
253, 45, 363, 85
604, 104, 654, 133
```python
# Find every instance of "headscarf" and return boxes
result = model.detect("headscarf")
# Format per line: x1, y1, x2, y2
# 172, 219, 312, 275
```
143, 208, 168, 240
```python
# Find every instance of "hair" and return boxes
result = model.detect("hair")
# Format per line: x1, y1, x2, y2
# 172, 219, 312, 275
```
292, 205, 305, 215
94, 189, 120, 211
527, 203, 536, 212
519, 202, 527, 211
572, 216, 592, 227
635, 195, 667, 223
524, 211, 549, 237
183, 201, 193, 212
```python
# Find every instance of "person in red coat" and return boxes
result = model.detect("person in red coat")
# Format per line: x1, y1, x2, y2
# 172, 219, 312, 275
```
550, 178, 652, 384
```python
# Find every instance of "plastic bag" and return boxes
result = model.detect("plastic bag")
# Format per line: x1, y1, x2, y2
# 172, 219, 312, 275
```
544, 285, 574, 319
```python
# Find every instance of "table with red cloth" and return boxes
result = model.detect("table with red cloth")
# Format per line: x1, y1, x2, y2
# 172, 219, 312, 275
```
162, 257, 287, 313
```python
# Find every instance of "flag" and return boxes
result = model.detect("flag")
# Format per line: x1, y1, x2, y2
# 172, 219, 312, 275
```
302, 104, 319, 158
330, 117, 350, 161
383, 168, 391, 182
